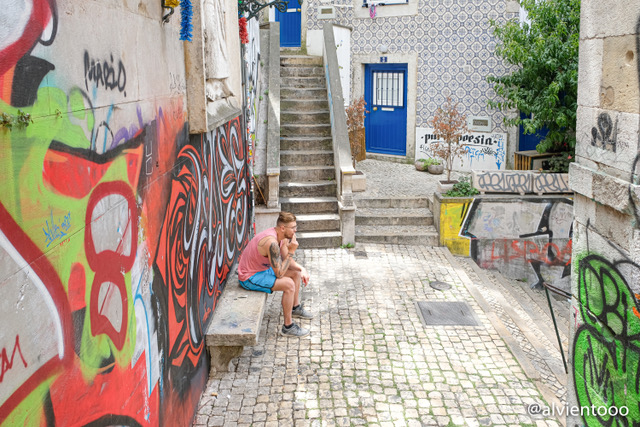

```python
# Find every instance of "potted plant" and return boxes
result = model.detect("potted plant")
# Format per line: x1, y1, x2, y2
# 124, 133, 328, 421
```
346, 96, 368, 191
428, 97, 469, 192
415, 158, 444, 174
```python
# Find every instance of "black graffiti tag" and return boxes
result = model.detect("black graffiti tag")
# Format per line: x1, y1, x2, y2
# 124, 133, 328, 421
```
590, 112, 617, 152
83, 51, 127, 96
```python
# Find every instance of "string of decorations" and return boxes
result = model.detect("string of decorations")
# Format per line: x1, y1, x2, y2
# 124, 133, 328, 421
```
179, 0, 193, 41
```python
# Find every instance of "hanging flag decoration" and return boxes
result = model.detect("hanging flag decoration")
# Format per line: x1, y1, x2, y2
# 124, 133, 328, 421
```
180, 0, 193, 41
370, 4, 377, 18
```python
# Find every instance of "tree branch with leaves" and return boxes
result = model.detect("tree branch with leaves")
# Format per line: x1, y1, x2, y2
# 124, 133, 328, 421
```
487, 0, 580, 155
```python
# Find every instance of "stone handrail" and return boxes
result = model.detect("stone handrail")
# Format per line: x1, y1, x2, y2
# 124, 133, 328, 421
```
322, 22, 356, 244
265, 22, 280, 208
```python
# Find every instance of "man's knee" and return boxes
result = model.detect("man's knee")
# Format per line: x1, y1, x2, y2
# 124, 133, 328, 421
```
277, 277, 295, 293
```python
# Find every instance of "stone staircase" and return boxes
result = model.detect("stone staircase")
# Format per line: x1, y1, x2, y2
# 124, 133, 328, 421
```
354, 197, 439, 245
279, 55, 342, 249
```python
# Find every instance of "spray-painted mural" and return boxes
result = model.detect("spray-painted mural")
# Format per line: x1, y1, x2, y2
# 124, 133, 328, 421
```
0, 1, 250, 425
416, 128, 507, 171
439, 197, 573, 290
572, 227, 640, 426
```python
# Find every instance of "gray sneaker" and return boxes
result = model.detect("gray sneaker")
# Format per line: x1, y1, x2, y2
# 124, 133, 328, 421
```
292, 304, 315, 319
280, 322, 310, 337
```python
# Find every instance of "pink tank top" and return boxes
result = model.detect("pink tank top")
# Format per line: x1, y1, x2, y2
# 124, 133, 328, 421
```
238, 227, 279, 281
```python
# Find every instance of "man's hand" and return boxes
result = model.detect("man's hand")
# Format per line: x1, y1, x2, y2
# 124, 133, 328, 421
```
287, 234, 299, 254
300, 266, 310, 287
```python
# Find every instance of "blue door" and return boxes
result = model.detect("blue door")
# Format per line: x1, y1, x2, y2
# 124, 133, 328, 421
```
364, 64, 407, 155
518, 112, 549, 151
275, 6, 301, 47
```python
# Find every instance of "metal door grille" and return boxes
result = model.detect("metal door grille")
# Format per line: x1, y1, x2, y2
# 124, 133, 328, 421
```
372, 71, 404, 107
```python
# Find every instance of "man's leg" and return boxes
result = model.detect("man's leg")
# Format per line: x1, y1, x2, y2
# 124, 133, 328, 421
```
271, 276, 295, 326
284, 268, 302, 307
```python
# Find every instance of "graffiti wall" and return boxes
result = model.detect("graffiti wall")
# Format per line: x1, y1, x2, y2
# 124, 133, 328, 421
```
570, 225, 640, 426
568, 4, 640, 425
437, 196, 573, 290
0, 0, 250, 425
416, 127, 507, 171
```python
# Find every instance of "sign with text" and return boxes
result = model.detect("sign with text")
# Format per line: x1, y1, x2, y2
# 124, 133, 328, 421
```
415, 127, 506, 171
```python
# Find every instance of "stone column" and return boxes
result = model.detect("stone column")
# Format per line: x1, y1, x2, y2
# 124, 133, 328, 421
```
569, 2, 640, 425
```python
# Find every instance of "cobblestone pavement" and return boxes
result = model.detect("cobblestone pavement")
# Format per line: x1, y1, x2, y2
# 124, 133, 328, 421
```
353, 158, 468, 202
195, 245, 565, 427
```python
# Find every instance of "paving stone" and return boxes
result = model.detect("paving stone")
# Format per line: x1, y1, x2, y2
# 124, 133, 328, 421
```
194, 217, 565, 427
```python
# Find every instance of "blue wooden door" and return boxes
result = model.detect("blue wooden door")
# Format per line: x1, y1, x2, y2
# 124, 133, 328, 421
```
519, 112, 549, 151
275, 6, 301, 47
364, 63, 407, 155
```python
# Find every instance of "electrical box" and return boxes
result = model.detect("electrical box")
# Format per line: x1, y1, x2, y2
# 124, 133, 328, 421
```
467, 116, 492, 132
317, 5, 336, 19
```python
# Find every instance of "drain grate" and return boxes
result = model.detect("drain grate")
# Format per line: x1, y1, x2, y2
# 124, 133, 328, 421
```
353, 250, 368, 259
416, 301, 480, 326
429, 281, 452, 291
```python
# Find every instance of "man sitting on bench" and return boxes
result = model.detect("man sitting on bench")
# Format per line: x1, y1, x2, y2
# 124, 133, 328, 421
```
238, 211, 314, 337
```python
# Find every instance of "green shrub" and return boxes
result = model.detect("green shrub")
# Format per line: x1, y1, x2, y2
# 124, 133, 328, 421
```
444, 178, 479, 197
417, 158, 442, 167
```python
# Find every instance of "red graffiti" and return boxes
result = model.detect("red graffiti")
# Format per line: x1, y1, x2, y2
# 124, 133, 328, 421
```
0, 336, 27, 383
0, 204, 73, 425
488, 239, 572, 267
84, 181, 138, 350
0, 0, 55, 77
634, 293, 640, 320
43, 144, 143, 199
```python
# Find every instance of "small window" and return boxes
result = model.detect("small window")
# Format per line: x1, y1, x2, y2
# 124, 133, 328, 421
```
372, 71, 405, 107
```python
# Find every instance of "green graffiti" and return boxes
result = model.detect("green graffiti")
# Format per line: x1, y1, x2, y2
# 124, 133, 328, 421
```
573, 254, 640, 426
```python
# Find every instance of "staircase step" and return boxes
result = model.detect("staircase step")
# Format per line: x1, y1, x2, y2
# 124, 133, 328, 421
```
281, 110, 330, 124
279, 181, 337, 198
281, 55, 323, 66
280, 197, 339, 214
280, 136, 333, 151
281, 66, 325, 77
355, 225, 439, 246
355, 197, 431, 209
281, 88, 327, 99
355, 208, 434, 226
296, 231, 342, 249
281, 76, 326, 88
296, 213, 341, 232
281, 150, 334, 166
281, 165, 335, 182
281, 123, 331, 137
282, 99, 329, 111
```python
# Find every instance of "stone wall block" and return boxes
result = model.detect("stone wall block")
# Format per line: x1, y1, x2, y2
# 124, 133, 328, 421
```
569, 162, 593, 199
577, 38, 603, 108
581, 0, 640, 39
601, 34, 640, 114
576, 106, 640, 173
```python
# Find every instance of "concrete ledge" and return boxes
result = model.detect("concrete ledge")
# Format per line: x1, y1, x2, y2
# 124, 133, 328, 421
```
206, 274, 267, 372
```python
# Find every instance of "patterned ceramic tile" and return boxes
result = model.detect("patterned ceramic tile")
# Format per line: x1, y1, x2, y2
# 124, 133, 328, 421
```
306, 0, 511, 132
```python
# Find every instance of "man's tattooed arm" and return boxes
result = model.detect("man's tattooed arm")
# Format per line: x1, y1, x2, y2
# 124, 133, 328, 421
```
269, 242, 291, 277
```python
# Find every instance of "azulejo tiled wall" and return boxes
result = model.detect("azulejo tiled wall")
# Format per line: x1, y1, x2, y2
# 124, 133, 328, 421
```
306, 0, 517, 132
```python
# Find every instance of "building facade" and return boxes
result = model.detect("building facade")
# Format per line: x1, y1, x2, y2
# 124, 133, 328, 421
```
0, 0, 255, 425
281, 0, 521, 168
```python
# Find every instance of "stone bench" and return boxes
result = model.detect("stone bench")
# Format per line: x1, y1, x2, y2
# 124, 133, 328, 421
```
205, 273, 267, 372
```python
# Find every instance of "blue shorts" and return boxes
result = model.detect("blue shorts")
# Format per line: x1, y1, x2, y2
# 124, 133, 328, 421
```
239, 267, 276, 294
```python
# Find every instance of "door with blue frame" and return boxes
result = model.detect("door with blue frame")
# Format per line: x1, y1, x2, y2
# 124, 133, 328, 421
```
364, 63, 408, 156
275, 5, 301, 47
518, 112, 549, 151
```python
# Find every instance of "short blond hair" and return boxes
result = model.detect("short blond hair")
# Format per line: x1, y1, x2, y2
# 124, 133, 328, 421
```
277, 211, 296, 226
